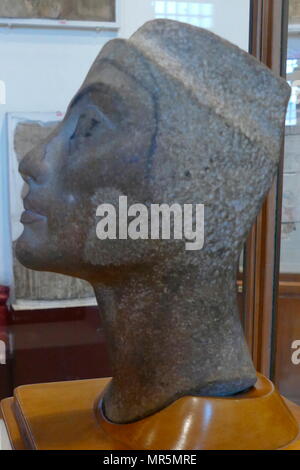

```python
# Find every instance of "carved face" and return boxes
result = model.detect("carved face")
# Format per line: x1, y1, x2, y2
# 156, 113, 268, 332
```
16, 25, 289, 284
16, 62, 157, 282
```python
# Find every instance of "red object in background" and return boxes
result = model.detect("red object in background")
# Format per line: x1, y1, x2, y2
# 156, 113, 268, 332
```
9, 305, 112, 390
0, 286, 9, 329
0, 287, 112, 399
0, 286, 11, 399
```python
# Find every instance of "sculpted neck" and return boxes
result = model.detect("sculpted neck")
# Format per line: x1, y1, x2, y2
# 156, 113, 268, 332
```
93, 264, 256, 424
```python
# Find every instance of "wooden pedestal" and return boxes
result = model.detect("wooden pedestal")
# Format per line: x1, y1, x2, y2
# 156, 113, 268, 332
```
1, 374, 300, 450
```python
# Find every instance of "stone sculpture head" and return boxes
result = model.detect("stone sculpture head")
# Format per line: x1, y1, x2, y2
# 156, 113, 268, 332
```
16, 20, 290, 423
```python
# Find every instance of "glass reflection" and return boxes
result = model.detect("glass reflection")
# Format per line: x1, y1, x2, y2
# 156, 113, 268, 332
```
275, 0, 300, 405
154, 1, 214, 29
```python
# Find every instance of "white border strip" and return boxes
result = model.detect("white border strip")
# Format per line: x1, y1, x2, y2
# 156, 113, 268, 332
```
289, 24, 300, 33
12, 297, 97, 311
0, 420, 12, 451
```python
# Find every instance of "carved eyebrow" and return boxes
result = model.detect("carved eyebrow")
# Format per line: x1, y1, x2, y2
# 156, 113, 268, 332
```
69, 85, 95, 108
69, 83, 123, 110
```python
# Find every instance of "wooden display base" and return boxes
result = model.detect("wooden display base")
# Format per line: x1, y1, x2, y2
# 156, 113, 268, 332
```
1, 374, 300, 450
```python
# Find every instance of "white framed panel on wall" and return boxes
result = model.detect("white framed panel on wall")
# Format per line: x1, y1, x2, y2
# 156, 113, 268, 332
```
7, 112, 96, 308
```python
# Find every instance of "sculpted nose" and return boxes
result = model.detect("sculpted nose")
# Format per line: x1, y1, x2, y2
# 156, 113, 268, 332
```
19, 145, 47, 184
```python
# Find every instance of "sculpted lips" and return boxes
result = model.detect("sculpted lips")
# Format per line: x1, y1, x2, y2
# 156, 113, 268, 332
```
20, 210, 46, 225
21, 198, 46, 225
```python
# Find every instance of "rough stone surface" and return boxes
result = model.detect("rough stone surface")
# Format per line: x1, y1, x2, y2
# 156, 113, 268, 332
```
16, 20, 290, 423
0, 0, 115, 22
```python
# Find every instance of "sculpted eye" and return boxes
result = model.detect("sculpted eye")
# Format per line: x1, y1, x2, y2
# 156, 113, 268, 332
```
84, 117, 100, 137
70, 114, 101, 141
68, 111, 102, 154
68, 103, 116, 154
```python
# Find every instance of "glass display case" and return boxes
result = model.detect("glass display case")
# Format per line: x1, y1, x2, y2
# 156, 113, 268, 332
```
2, 0, 300, 415
0, 0, 251, 399
274, 0, 300, 405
